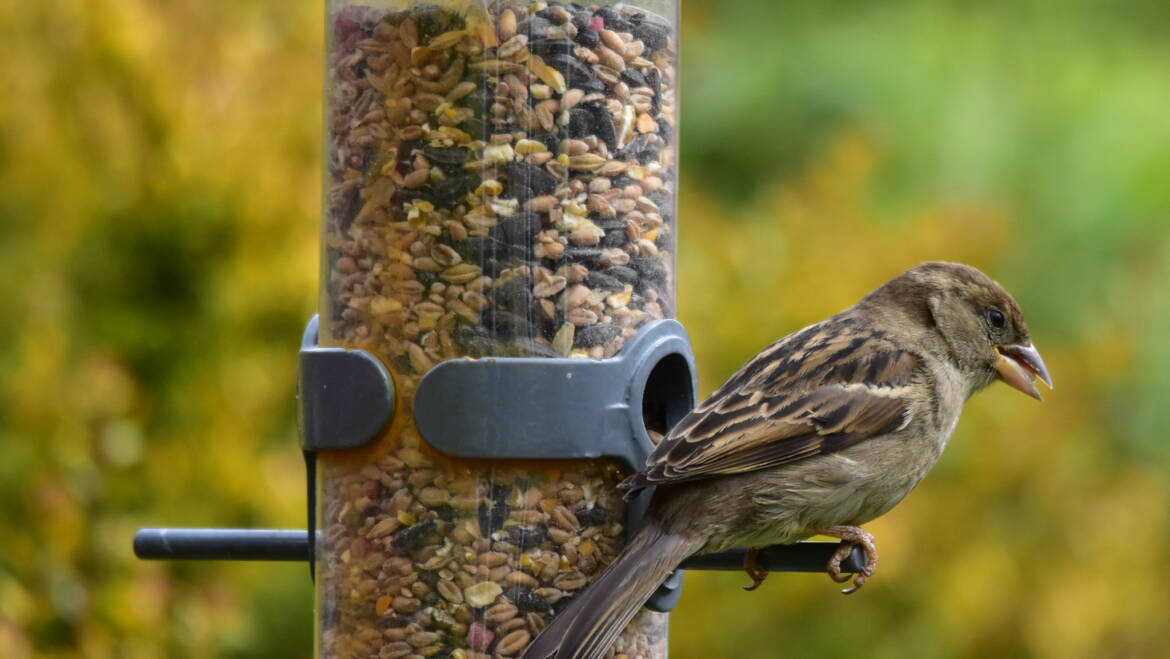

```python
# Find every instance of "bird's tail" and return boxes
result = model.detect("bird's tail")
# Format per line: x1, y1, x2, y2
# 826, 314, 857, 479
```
523, 516, 699, 659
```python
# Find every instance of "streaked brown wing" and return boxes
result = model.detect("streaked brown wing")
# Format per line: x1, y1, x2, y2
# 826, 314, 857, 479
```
622, 318, 921, 492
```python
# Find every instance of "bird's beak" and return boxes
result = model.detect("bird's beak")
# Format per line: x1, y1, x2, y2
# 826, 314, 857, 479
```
994, 342, 1053, 400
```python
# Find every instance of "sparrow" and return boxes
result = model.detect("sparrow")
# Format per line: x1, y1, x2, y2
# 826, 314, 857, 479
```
523, 262, 1052, 659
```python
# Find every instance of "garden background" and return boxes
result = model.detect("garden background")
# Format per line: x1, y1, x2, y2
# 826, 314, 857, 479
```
3, 1, 1170, 656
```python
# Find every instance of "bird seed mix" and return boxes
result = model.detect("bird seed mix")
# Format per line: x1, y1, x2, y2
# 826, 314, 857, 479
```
319, 1, 676, 656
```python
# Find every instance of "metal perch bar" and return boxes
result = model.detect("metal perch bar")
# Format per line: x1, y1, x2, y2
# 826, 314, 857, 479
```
133, 528, 867, 573
680, 543, 867, 574
133, 528, 309, 562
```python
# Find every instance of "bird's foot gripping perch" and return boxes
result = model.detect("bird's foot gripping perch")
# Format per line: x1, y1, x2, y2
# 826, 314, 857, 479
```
742, 547, 768, 591
821, 525, 878, 594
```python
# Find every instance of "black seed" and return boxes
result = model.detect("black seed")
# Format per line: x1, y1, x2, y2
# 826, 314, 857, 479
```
529, 38, 575, 57
574, 26, 600, 48
456, 80, 491, 108
586, 102, 617, 151
566, 247, 602, 265
545, 54, 605, 93
491, 275, 533, 313
381, 614, 410, 626
453, 324, 493, 357
647, 189, 671, 210
656, 117, 672, 143
432, 504, 457, 522
593, 6, 617, 23
631, 257, 667, 285
566, 107, 595, 139
488, 310, 532, 342
510, 587, 553, 613
629, 13, 670, 51
620, 67, 647, 88
417, 570, 441, 588
432, 173, 480, 205
571, 9, 592, 32
656, 228, 670, 249
509, 183, 535, 203
477, 500, 509, 536
462, 116, 487, 141
645, 67, 662, 114
619, 133, 662, 164
412, 5, 465, 41
575, 507, 612, 526
605, 265, 638, 284
611, 174, 636, 189
422, 145, 469, 165
515, 336, 561, 358
398, 140, 420, 169
586, 271, 625, 291
593, 7, 632, 32
506, 160, 558, 199
494, 210, 541, 246
360, 147, 377, 170
489, 483, 511, 507
503, 525, 548, 550
534, 132, 561, 152
481, 257, 505, 278
601, 228, 628, 247
391, 518, 436, 550
576, 324, 622, 348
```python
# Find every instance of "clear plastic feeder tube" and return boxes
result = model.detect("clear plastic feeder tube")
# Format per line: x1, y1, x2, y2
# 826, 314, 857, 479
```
319, 1, 678, 656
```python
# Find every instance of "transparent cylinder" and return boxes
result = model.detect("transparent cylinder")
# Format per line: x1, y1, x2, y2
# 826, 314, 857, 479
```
319, 1, 678, 656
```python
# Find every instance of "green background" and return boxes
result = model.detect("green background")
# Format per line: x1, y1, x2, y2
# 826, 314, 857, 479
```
3, 1, 1170, 656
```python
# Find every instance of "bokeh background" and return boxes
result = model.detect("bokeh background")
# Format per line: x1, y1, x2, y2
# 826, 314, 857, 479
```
3, 0, 1170, 657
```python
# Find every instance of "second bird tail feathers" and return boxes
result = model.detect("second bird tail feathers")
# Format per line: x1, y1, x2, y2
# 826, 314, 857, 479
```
522, 516, 699, 659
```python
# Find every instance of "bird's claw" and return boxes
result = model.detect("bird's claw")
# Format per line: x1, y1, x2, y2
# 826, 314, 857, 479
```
743, 570, 768, 591
821, 526, 878, 594
840, 571, 869, 595
742, 547, 768, 591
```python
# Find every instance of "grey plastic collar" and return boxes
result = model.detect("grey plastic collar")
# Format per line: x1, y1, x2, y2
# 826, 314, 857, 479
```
413, 319, 696, 472
297, 316, 395, 451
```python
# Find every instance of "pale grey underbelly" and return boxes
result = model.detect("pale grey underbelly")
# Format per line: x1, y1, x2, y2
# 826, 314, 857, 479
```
696, 431, 943, 553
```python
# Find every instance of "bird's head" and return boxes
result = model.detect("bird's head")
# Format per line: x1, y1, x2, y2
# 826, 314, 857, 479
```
878, 261, 1053, 399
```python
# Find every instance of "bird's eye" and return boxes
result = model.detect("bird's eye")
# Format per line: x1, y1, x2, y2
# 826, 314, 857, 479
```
986, 308, 1006, 329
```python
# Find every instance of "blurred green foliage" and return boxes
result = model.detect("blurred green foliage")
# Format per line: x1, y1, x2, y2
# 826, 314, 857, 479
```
2, 0, 1169, 657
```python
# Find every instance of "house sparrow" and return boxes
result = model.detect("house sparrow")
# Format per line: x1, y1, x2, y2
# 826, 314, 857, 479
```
524, 262, 1052, 659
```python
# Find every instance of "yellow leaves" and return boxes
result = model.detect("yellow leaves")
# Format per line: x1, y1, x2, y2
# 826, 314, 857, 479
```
4, 0, 1169, 656
681, 128, 1010, 379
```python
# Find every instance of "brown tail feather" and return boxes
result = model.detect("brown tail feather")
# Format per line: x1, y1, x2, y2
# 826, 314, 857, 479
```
522, 518, 698, 659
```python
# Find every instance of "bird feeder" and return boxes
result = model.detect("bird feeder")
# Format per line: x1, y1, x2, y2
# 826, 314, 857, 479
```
135, 2, 864, 657
316, 1, 684, 654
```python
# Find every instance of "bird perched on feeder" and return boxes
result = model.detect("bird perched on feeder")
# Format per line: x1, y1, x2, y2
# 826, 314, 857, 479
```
524, 262, 1052, 659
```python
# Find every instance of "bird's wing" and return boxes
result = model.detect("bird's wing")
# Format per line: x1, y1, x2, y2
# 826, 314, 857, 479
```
624, 319, 922, 491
